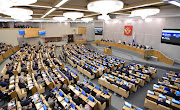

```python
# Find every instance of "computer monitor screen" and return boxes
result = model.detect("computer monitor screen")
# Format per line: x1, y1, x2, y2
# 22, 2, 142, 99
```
82, 91, 86, 96
103, 90, 108, 94
39, 30, 46, 35
76, 86, 80, 91
88, 96, 94, 102
71, 103, 75, 109
95, 86, 100, 90
19, 30, 25, 35
95, 27, 103, 35
65, 97, 69, 103
59, 91, 63, 97
161, 29, 180, 46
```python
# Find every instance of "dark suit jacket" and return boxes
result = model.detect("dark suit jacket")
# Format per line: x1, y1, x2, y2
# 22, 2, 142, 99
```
166, 92, 176, 99
82, 86, 91, 94
121, 85, 130, 91
157, 101, 169, 107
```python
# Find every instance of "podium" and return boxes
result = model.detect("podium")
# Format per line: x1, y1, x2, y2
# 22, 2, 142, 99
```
104, 48, 112, 55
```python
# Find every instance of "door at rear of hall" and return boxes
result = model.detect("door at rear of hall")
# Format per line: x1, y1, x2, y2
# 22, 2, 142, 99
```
68, 35, 74, 43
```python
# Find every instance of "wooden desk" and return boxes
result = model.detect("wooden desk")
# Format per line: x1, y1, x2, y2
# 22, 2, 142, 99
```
2, 49, 13, 59
93, 89, 102, 95
0, 54, 3, 63
104, 48, 112, 55
74, 40, 87, 44
86, 98, 97, 109
94, 40, 174, 65
100, 92, 112, 106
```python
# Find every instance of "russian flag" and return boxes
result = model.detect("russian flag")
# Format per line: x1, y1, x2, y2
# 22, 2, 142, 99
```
132, 33, 135, 44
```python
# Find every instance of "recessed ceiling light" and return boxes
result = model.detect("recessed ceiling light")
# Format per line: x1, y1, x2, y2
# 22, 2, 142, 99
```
63, 12, 84, 21
88, 0, 124, 16
131, 8, 160, 19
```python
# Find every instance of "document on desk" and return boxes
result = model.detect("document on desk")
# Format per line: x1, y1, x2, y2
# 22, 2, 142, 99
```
36, 102, 42, 109
61, 101, 67, 106
9, 85, 15, 89
74, 90, 79, 94
57, 96, 63, 101
69, 86, 74, 90
166, 100, 170, 104
10, 80, 15, 84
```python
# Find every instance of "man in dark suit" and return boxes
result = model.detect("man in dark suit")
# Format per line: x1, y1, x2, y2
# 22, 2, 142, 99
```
121, 84, 130, 91
95, 94, 108, 105
0, 85, 8, 98
165, 89, 177, 99
156, 98, 169, 107
72, 94, 83, 106
82, 84, 91, 94
18, 79, 27, 89
60, 84, 70, 95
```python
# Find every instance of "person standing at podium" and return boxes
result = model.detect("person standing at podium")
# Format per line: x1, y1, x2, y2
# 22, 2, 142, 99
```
107, 45, 111, 49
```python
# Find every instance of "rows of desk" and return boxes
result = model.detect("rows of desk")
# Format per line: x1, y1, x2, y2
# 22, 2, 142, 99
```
144, 71, 180, 110
62, 44, 125, 79
0, 46, 20, 63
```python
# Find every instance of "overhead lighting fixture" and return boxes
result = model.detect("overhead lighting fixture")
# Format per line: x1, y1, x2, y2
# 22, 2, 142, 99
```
81, 18, 93, 22
53, 17, 67, 22
87, 0, 124, 16
41, 8, 56, 18
145, 18, 152, 22
2, 8, 33, 16
162, 0, 180, 7
55, 0, 69, 7
11, 15, 32, 21
10, 0, 37, 6
0, 0, 14, 10
131, 8, 160, 19
98, 14, 110, 21
63, 12, 84, 21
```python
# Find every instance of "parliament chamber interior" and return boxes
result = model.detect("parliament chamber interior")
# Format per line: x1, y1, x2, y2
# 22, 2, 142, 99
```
0, 0, 180, 110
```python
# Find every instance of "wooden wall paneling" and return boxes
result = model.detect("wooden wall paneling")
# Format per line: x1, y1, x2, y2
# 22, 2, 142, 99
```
24, 28, 45, 38
78, 27, 86, 34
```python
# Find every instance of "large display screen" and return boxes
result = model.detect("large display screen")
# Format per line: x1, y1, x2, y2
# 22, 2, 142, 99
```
95, 27, 103, 35
19, 30, 25, 35
161, 29, 180, 46
39, 30, 46, 36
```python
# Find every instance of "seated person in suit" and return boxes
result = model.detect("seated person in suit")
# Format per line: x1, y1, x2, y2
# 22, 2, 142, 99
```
37, 76, 45, 85
47, 97, 56, 108
82, 84, 91, 94
72, 94, 83, 106
6, 69, 14, 78
165, 89, 177, 99
19, 72, 27, 82
60, 84, 70, 94
0, 76, 9, 88
20, 97, 33, 107
21, 65, 28, 74
53, 77, 61, 84
95, 94, 108, 105
121, 82, 130, 91
0, 85, 8, 98
80, 101, 92, 110
156, 98, 169, 107
77, 81, 83, 88
18, 79, 27, 89
107, 45, 111, 49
